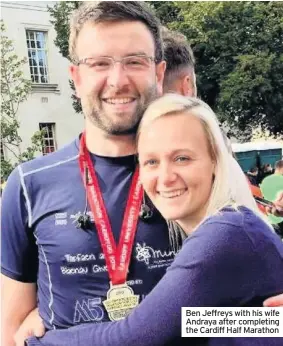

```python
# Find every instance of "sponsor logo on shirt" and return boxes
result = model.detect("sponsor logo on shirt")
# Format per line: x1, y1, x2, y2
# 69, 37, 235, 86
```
73, 298, 104, 323
55, 212, 68, 225
54, 211, 94, 226
135, 242, 177, 269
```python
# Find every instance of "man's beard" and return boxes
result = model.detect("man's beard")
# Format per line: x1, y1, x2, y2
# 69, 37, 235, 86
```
82, 85, 158, 135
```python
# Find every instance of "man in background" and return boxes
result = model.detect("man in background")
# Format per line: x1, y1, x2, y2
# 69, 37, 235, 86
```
263, 160, 283, 217
273, 160, 283, 176
162, 27, 196, 97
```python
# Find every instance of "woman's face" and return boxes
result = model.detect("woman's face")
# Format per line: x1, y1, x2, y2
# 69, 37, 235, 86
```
138, 112, 215, 229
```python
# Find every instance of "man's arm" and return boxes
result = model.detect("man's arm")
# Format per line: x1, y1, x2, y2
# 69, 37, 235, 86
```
14, 308, 45, 346
264, 191, 283, 307
264, 294, 283, 307
1, 166, 39, 345
266, 191, 283, 217
1, 276, 37, 346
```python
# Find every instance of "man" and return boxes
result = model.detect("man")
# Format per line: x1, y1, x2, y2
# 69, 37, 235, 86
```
162, 28, 233, 159
263, 160, 283, 218
261, 161, 283, 310
274, 160, 283, 175
4, 3, 283, 345
1, 2, 169, 345
162, 27, 196, 97
246, 166, 259, 186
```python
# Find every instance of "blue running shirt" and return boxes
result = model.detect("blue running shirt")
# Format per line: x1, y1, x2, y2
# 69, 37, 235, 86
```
1, 137, 176, 329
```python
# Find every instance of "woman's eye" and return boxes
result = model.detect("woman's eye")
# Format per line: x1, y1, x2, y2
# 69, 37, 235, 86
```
144, 159, 157, 166
175, 156, 190, 162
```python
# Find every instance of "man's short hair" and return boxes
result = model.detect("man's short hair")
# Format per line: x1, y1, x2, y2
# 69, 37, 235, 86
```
162, 27, 195, 89
275, 160, 283, 170
69, 1, 163, 63
162, 28, 195, 72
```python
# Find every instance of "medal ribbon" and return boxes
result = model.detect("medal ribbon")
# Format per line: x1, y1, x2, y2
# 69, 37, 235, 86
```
78, 132, 143, 285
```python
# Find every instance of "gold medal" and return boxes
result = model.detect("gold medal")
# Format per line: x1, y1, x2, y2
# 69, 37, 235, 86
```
79, 134, 143, 322
103, 283, 139, 321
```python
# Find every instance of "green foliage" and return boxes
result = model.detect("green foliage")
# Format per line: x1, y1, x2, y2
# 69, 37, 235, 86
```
48, 1, 82, 112
167, 1, 283, 138
48, 1, 283, 139
149, 1, 182, 26
1, 21, 45, 181
48, 1, 79, 60
219, 52, 283, 136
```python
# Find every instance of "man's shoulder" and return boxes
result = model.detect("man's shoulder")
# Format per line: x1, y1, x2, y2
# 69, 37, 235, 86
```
19, 138, 79, 176
261, 174, 272, 182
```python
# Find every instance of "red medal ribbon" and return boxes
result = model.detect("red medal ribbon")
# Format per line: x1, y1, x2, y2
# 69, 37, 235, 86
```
78, 132, 143, 285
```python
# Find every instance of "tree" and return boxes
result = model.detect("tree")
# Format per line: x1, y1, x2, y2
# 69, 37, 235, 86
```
48, 1, 283, 139
48, 1, 82, 113
251, 127, 283, 142
149, 1, 182, 26
48, 1, 80, 60
1, 21, 44, 181
166, 1, 283, 139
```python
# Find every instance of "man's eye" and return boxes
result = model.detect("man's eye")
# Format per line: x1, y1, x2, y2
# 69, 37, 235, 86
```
125, 57, 149, 68
89, 60, 110, 68
125, 59, 143, 67
126, 58, 143, 66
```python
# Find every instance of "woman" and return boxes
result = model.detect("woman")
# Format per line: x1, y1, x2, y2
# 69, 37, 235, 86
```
27, 95, 283, 346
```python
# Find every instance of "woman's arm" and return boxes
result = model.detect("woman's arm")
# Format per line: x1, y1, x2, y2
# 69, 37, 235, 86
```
26, 216, 268, 346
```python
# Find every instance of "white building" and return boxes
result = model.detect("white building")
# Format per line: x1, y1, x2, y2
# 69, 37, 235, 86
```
1, 1, 84, 162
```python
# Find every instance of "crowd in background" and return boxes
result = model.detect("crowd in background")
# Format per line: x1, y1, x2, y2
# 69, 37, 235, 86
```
246, 160, 283, 186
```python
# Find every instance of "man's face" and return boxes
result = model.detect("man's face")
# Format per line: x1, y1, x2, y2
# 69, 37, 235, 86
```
70, 21, 166, 135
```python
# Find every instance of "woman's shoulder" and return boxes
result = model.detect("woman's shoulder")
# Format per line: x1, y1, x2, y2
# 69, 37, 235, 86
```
177, 208, 260, 269
182, 206, 273, 247
203, 205, 266, 230
179, 206, 281, 266
190, 206, 281, 253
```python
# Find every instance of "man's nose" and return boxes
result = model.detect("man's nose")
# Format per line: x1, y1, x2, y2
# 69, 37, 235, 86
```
107, 62, 130, 89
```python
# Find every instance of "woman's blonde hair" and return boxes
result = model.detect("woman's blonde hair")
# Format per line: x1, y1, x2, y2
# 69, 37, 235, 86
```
137, 93, 273, 242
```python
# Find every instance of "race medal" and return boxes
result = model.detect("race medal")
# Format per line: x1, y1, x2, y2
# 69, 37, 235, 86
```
103, 283, 139, 321
78, 132, 143, 321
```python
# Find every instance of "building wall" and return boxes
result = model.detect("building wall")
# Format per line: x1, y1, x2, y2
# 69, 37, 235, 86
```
1, 1, 84, 162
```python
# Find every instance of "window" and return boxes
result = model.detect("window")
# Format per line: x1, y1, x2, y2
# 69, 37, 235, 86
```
39, 123, 57, 155
26, 30, 49, 83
